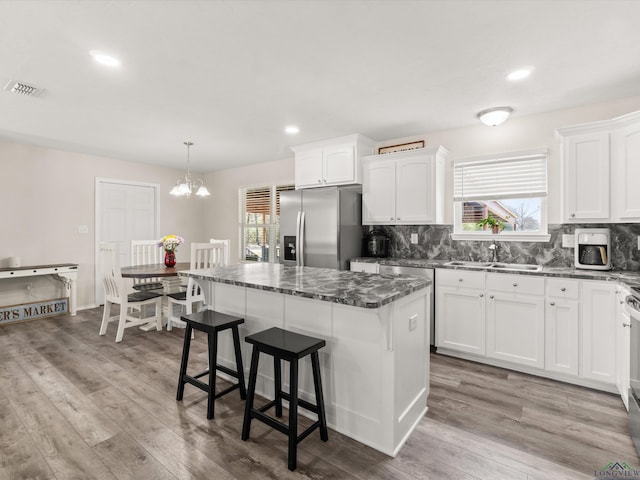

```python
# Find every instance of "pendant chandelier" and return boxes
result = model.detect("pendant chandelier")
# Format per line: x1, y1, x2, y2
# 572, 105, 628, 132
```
170, 141, 210, 197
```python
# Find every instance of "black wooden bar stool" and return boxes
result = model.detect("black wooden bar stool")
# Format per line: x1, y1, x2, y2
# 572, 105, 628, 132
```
176, 310, 247, 419
241, 327, 328, 471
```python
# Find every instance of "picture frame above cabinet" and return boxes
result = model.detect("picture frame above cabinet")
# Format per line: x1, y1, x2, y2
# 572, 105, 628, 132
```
291, 134, 376, 189
362, 146, 448, 225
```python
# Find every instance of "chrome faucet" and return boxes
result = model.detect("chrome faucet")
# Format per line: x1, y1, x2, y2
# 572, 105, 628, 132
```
488, 240, 499, 262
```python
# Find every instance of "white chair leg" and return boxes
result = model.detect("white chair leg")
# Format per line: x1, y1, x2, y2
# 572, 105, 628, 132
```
154, 300, 162, 332
99, 301, 111, 335
115, 305, 127, 343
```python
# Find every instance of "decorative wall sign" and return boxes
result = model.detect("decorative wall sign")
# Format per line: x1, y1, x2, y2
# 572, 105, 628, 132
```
0, 298, 68, 325
378, 140, 425, 155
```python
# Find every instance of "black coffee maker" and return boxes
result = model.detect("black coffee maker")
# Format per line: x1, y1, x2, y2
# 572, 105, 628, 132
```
365, 229, 390, 258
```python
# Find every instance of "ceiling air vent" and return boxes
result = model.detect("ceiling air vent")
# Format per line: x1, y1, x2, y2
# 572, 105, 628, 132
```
4, 80, 43, 97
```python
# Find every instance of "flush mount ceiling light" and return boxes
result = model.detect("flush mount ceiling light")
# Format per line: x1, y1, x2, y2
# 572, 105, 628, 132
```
170, 142, 210, 198
477, 107, 513, 127
284, 125, 300, 134
507, 67, 534, 81
89, 50, 121, 67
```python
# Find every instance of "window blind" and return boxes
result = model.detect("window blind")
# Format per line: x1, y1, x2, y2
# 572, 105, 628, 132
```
453, 150, 547, 201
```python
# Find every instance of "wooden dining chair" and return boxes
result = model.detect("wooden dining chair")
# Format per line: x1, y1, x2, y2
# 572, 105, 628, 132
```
166, 242, 228, 331
210, 238, 230, 265
98, 242, 163, 342
130, 240, 163, 292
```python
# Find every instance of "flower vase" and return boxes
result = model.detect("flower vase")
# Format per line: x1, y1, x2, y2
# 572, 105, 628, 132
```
164, 251, 176, 267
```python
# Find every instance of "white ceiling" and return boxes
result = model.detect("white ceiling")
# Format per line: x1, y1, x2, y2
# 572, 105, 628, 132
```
1, 0, 639, 172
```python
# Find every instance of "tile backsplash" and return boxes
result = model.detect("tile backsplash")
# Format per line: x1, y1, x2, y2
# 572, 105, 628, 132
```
362, 224, 640, 272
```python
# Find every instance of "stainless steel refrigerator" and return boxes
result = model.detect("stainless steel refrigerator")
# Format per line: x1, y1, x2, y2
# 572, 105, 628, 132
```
280, 187, 362, 270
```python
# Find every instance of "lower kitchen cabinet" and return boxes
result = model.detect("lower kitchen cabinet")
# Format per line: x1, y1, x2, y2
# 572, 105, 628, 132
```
545, 278, 580, 376
435, 270, 622, 395
436, 270, 486, 355
581, 280, 617, 384
616, 286, 631, 410
486, 274, 545, 369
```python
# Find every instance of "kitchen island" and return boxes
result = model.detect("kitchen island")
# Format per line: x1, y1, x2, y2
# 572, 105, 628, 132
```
179, 263, 431, 456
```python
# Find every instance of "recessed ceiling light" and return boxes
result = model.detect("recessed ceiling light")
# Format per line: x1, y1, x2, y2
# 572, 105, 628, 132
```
285, 125, 300, 134
89, 50, 121, 68
507, 67, 533, 81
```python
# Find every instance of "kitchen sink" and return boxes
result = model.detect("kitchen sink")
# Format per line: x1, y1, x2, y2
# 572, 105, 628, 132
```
489, 262, 543, 272
444, 261, 493, 268
444, 260, 542, 272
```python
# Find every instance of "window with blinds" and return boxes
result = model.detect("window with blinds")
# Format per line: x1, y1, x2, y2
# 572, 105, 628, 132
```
453, 148, 548, 237
239, 184, 294, 262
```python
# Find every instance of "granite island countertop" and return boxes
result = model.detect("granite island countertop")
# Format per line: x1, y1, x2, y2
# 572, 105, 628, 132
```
179, 263, 431, 309
351, 257, 640, 287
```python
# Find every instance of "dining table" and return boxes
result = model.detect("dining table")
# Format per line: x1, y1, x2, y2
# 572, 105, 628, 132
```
120, 262, 191, 279
121, 262, 191, 330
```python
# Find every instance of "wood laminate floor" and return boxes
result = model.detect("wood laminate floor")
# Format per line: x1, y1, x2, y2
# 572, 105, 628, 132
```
0, 308, 638, 479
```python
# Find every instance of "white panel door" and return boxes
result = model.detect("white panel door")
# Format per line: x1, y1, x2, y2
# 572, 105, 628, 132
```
486, 293, 545, 368
581, 281, 616, 384
612, 122, 640, 221
562, 132, 610, 221
362, 158, 396, 224
95, 179, 159, 305
395, 156, 432, 223
545, 298, 579, 375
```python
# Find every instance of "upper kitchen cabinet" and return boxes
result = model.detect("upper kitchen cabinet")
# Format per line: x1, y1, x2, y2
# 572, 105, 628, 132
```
557, 110, 640, 223
362, 146, 447, 225
291, 134, 376, 189
612, 112, 640, 221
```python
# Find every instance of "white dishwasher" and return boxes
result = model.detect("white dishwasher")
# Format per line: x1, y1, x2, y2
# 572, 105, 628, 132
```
378, 265, 435, 346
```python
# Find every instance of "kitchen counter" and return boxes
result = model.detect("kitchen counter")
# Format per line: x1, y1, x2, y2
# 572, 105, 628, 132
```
179, 262, 431, 456
179, 263, 430, 308
351, 257, 640, 287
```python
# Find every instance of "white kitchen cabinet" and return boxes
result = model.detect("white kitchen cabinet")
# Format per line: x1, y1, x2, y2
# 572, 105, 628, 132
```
291, 134, 375, 189
616, 286, 631, 410
436, 269, 486, 355
350, 261, 379, 274
362, 146, 447, 225
612, 115, 640, 221
557, 129, 610, 222
557, 109, 640, 223
545, 278, 580, 376
486, 273, 545, 369
581, 280, 617, 384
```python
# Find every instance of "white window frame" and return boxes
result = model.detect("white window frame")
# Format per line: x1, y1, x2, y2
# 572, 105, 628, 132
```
238, 184, 294, 263
451, 148, 550, 242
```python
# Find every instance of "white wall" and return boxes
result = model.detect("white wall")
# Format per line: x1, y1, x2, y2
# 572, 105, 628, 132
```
3, 94, 640, 310
203, 157, 295, 263
373, 95, 640, 224
203, 95, 640, 251
1, 141, 208, 309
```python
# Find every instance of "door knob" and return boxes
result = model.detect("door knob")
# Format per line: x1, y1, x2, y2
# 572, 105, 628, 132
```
560, 287, 566, 292
550, 301, 555, 306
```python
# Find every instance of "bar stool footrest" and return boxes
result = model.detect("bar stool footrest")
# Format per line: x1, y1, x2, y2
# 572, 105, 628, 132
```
250, 408, 321, 444
280, 391, 319, 415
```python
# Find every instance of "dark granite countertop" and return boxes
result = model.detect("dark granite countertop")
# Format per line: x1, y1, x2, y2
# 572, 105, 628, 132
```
350, 257, 640, 288
179, 263, 431, 309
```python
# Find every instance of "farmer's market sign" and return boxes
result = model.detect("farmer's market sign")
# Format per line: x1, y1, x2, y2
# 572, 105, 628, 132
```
0, 298, 67, 325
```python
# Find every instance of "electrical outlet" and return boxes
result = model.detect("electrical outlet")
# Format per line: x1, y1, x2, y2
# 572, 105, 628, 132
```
409, 314, 418, 331
562, 234, 575, 248
410, 233, 418, 244
78, 225, 89, 234
637, 236, 640, 250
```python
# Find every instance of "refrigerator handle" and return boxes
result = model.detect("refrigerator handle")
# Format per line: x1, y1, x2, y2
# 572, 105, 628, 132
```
295, 211, 302, 266
299, 210, 305, 267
